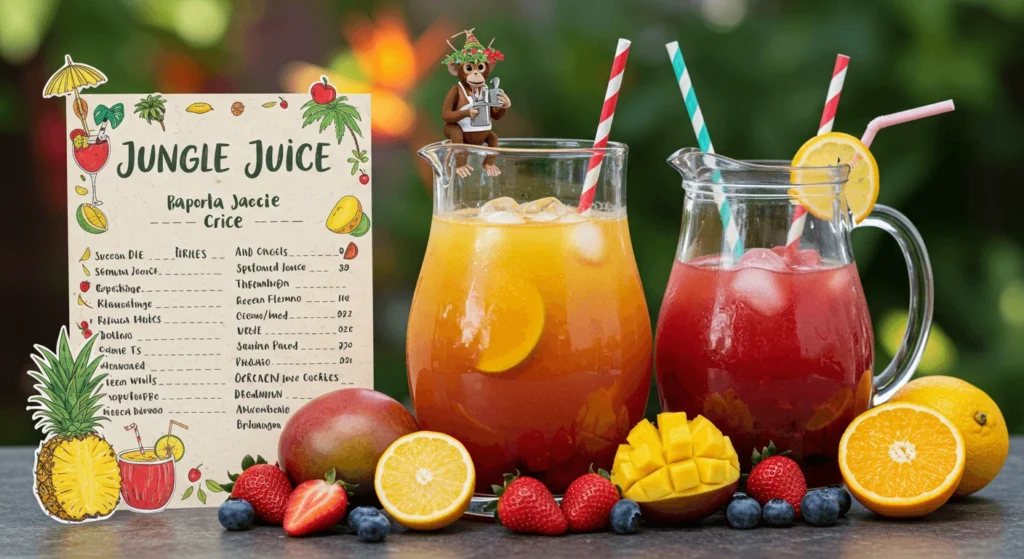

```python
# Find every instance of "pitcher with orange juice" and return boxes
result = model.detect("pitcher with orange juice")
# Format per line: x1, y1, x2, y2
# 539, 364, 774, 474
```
411, 139, 652, 499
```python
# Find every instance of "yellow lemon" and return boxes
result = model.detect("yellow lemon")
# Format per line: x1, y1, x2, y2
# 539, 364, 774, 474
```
791, 132, 879, 223
153, 434, 185, 462
840, 402, 965, 517
75, 186, 88, 196
374, 431, 475, 530
474, 276, 545, 373
890, 376, 1009, 496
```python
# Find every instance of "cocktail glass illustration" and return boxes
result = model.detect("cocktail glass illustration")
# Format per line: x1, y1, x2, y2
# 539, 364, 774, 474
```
412, 139, 652, 505
117, 447, 175, 513
72, 134, 110, 206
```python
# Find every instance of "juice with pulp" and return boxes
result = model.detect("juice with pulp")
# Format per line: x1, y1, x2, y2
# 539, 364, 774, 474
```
655, 248, 873, 486
407, 198, 652, 494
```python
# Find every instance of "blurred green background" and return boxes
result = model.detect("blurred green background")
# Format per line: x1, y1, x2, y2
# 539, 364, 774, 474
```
2, 0, 1022, 445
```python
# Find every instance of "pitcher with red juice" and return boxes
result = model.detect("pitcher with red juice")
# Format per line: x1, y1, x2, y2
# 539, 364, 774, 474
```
655, 149, 933, 486
411, 140, 652, 505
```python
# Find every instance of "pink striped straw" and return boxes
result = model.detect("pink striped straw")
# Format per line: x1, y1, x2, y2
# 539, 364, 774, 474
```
578, 38, 630, 214
125, 423, 144, 453
787, 54, 850, 250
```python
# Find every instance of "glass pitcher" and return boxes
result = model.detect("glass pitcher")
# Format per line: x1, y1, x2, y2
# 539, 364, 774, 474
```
412, 139, 652, 501
656, 148, 933, 487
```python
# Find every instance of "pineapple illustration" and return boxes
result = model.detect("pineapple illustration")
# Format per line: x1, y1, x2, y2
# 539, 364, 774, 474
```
28, 327, 121, 522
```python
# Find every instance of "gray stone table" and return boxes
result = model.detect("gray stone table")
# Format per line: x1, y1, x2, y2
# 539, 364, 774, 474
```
1, 442, 1021, 558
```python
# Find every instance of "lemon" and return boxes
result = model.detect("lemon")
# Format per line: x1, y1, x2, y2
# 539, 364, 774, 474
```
374, 431, 475, 530
891, 376, 1009, 496
185, 102, 213, 114
475, 276, 545, 373
153, 434, 185, 462
76, 204, 108, 234
75, 186, 88, 196
791, 132, 879, 223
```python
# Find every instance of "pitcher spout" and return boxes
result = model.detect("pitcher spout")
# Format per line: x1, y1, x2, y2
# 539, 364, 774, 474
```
666, 147, 704, 181
417, 141, 453, 186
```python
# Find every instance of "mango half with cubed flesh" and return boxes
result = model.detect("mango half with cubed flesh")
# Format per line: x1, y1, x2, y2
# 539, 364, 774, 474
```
611, 412, 740, 523
326, 196, 364, 234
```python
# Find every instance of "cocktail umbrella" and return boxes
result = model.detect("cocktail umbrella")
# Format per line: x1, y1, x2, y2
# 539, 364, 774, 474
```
42, 55, 108, 135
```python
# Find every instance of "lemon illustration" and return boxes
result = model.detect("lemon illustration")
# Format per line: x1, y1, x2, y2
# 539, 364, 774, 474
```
76, 204, 108, 234
74, 186, 88, 196
185, 102, 213, 114
154, 434, 186, 462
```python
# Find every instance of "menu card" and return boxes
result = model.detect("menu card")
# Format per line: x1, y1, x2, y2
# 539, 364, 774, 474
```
66, 92, 372, 509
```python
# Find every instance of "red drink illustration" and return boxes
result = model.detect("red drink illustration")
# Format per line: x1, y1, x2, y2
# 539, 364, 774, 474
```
117, 449, 175, 512
655, 249, 874, 487
74, 137, 109, 173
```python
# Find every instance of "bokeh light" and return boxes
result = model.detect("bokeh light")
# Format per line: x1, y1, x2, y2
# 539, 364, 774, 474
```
880, 311, 957, 375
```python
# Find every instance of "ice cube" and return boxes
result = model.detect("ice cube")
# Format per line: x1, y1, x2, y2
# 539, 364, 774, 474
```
519, 197, 569, 222
479, 196, 520, 216
481, 210, 525, 224
571, 221, 605, 264
791, 249, 823, 269
738, 248, 787, 271
732, 267, 785, 315
556, 213, 586, 224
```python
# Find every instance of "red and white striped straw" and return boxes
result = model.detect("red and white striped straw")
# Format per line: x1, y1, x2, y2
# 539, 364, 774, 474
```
578, 38, 630, 214
125, 423, 144, 454
787, 54, 850, 250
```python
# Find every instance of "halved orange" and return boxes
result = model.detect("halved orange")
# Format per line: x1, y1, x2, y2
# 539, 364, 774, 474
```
791, 132, 879, 223
374, 431, 475, 530
475, 276, 545, 373
839, 402, 965, 518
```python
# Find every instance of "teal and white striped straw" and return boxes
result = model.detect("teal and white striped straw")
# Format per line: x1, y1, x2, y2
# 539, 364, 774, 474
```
666, 41, 744, 262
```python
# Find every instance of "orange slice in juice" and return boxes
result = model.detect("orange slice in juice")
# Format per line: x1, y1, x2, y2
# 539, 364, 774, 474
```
839, 402, 965, 518
475, 276, 544, 373
791, 132, 879, 223
374, 431, 475, 530
805, 388, 853, 431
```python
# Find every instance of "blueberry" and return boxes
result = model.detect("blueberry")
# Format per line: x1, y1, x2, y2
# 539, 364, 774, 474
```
762, 499, 795, 527
726, 497, 761, 529
347, 506, 380, 533
218, 499, 254, 531
801, 491, 840, 526
609, 499, 642, 534
824, 485, 852, 517
357, 513, 391, 543
731, 492, 752, 502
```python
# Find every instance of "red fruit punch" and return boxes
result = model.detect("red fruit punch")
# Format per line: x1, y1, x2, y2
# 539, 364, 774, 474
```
283, 468, 353, 536
561, 471, 620, 532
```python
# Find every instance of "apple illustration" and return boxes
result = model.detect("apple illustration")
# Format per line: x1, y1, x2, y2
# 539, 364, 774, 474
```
310, 77, 337, 105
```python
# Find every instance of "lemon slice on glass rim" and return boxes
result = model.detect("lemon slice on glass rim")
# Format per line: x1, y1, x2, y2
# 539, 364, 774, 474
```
790, 132, 879, 223
154, 434, 185, 461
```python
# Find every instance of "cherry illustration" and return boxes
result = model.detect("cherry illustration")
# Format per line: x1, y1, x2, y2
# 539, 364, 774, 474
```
309, 76, 337, 105
359, 170, 369, 185
188, 464, 202, 483
279, 97, 288, 109
83, 329, 93, 339
80, 321, 89, 329
80, 281, 91, 292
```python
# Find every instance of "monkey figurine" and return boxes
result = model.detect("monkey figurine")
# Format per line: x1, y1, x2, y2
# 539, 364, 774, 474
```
442, 30, 511, 178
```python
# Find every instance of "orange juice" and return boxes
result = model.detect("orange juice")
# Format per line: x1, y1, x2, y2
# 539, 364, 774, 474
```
407, 201, 652, 493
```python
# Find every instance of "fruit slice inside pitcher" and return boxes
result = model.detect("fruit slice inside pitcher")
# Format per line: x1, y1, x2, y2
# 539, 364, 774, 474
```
473, 275, 545, 373
790, 132, 879, 223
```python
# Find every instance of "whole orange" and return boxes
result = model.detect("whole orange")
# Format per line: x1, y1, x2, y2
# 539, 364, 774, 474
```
891, 376, 1008, 496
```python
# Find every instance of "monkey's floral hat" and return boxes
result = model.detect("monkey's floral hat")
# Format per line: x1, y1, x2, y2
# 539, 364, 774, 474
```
443, 29, 505, 66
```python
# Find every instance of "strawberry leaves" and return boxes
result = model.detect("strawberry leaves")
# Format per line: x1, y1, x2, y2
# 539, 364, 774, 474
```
215, 455, 268, 495
751, 440, 791, 467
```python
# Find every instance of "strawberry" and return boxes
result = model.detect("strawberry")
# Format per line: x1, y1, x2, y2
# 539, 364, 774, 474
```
492, 472, 567, 536
221, 455, 293, 524
745, 442, 806, 517
283, 468, 355, 536
560, 467, 620, 532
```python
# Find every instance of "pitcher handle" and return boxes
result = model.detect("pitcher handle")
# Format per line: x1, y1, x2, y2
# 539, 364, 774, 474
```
856, 204, 934, 405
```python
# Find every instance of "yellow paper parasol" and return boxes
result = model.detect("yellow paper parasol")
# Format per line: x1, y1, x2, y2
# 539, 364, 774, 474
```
42, 55, 108, 134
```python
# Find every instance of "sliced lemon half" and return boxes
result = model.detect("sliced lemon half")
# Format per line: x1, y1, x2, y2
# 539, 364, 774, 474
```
791, 132, 879, 223
374, 431, 475, 530
154, 434, 185, 462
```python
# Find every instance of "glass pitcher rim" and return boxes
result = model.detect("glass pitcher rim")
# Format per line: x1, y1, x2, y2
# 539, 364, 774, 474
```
419, 138, 628, 157
668, 148, 852, 199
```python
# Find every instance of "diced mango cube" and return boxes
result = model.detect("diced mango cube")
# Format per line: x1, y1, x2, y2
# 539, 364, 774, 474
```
627, 419, 663, 452
659, 412, 693, 463
629, 442, 665, 476
722, 436, 740, 470
667, 460, 700, 493
615, 444, 632, 462
639, 467, 673, 501
694, 457, 728, 485
727, 463, 741, 481
612, 461, 643, 492
624, 481, 647, 502
690, 415, 725, 458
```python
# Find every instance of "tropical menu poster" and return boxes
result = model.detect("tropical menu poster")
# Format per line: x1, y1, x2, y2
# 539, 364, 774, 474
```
62, 88, 372, 512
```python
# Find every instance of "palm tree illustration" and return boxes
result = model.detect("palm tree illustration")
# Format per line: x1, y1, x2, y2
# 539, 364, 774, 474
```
134, 94, 167, 131
301, 96, 368, 175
